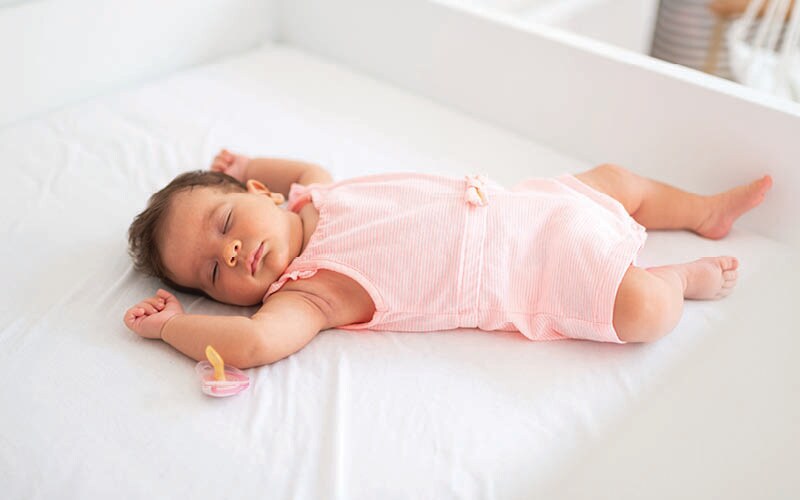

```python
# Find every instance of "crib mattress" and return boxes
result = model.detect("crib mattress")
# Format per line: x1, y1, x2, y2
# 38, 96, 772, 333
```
0, 43, 796, 499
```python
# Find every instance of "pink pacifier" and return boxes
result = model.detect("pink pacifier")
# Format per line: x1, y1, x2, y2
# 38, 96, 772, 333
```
195, 345, 250, 397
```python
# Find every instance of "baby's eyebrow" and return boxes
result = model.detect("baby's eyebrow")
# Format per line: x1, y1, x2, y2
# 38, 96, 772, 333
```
204, 202, 223, 232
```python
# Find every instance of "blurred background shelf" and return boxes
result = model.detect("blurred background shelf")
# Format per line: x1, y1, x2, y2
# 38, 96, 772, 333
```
452, 0, 799, 102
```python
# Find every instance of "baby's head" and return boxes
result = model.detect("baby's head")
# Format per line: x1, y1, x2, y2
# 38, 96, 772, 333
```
129, 171, 298, 306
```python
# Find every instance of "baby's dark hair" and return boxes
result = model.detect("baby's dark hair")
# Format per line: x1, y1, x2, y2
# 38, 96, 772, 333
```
128, 170, 246, 292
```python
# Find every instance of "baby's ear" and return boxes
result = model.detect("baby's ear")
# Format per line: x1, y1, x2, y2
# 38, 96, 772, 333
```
246, 179, 270, 194
246, 179, 285, 204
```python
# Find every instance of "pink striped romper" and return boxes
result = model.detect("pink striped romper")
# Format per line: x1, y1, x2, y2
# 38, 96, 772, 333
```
264, 172, 647, 343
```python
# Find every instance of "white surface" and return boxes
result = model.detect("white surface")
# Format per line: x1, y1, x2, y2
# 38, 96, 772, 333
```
1, 44, 797, 499
0, 0, 276, 127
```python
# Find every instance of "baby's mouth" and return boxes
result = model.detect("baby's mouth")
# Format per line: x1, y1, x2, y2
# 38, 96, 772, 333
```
249, 242, 265, 276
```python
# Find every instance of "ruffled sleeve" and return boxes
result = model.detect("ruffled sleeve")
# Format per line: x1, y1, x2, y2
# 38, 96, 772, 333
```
263, 268, 319, 302
286, 183, 312, 213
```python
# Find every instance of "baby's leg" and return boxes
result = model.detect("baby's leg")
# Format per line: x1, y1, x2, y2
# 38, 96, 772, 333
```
574, 164, 772, 239
613, 256, 739, 342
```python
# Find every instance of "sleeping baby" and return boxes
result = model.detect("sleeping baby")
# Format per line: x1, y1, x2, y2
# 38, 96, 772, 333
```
124, 149, 772, 367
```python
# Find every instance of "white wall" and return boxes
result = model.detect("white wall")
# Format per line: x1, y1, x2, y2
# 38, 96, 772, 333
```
0, 0, 278, 127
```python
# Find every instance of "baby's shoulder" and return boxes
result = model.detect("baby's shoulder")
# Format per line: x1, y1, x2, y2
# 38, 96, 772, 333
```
279, 269, 375, 328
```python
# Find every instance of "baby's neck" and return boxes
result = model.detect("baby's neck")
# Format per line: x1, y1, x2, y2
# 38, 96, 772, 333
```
292, 206, 313, 256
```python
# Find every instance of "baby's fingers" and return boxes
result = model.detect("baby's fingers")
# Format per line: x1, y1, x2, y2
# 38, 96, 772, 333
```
138, 302, 158, 315
124, 306, 145, 330
211, 159, 229, 172
156, 289, 183, 310
156, 289, 177, 302
143, 296, 166, 311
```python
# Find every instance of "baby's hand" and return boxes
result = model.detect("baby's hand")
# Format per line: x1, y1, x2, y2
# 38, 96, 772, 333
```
124, 289, 184, 339
210, 148, 250, 182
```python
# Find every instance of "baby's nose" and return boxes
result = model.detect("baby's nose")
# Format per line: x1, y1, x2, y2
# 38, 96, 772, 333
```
223, 239, 242, 267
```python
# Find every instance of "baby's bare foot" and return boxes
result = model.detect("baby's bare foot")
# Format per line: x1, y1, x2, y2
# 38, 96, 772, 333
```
697, 175, 772, 239
679, 256, 739, 300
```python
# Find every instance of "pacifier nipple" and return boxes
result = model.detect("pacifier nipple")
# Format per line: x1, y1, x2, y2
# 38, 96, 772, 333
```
205, 345, 226, 381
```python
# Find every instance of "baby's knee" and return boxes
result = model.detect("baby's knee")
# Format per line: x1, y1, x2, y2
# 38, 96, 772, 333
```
613, 267, 683, 343
595, 163, 629, 178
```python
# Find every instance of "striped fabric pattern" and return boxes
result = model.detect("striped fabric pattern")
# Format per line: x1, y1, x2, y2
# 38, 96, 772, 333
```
651, 0, 786, 79
652, 0, 736, 78
264, 172, 647, 343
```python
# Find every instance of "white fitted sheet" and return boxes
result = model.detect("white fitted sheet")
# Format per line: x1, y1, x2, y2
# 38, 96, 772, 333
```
0, 43, 796, 499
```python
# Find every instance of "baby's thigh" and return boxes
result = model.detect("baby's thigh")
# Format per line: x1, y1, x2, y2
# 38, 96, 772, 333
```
612, 266, 683, 342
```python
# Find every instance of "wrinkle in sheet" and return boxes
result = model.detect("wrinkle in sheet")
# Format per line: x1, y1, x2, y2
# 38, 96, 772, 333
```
318, 355, 349, 500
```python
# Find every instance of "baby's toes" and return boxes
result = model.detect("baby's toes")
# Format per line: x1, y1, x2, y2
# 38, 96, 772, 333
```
722, 269, 738, 284
720, 256, 739, 271
715, 287, 734, 299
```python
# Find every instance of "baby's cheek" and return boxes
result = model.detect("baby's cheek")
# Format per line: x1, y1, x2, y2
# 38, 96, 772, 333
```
243, 285, 269, 307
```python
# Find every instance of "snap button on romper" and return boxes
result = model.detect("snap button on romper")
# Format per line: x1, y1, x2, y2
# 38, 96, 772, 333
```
264, 172, 646, 343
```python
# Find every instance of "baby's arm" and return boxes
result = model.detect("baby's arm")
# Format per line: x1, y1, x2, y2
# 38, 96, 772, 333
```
211, 149, 333, 198
123, 289, 327, 368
